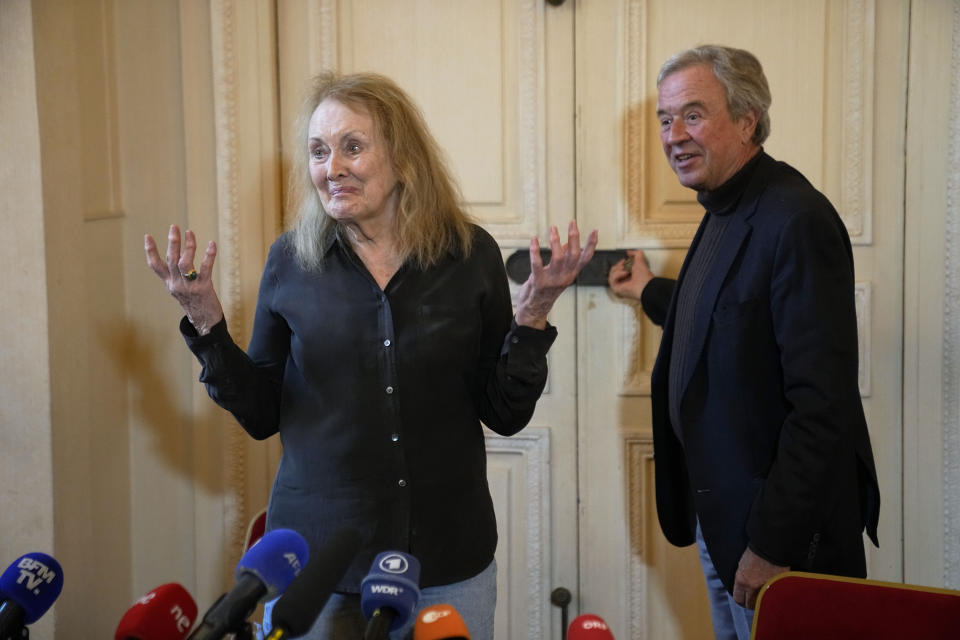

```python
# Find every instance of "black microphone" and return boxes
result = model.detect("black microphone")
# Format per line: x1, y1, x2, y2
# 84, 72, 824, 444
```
264, 528, 361, 639
0, 552, 64, 640
187, 529, 308, 640
360, 551, 421, 640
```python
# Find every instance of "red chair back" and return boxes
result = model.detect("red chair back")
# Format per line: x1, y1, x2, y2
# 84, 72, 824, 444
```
244, 507, 268, 552
751, 571, 960, 639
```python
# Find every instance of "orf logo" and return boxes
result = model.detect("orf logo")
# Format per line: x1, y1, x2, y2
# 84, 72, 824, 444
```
583, 620, 609, 630
378, 553, 409, 574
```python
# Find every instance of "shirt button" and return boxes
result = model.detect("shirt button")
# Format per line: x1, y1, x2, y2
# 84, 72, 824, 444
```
385, 386, 394, 394
398, 479, 407, 487
511, 336, 520, 344
391, 433, 399, 442
383, 339, 391, 347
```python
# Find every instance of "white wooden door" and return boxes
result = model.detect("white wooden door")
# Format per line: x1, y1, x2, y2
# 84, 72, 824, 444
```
277, 1, 578, 637
575, 0, 908, 637
275, 1, 908, 638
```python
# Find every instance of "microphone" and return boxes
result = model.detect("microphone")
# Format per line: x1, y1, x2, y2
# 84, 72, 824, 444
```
412, 604, 471, 640
264, 528, 361, 640
114, 583, 198, 640
360, 551, 421, 640
0, 552, 64, 640
568, 613, 615, 640
187, 528, 309, 640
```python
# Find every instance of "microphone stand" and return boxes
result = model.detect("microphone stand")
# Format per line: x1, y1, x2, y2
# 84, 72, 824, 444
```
0, 626, 27, 640
362, 608, 395, 640
233, 622, 255, 640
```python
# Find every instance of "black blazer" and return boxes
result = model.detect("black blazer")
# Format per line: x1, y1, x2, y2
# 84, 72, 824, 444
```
643, 152, 880, 594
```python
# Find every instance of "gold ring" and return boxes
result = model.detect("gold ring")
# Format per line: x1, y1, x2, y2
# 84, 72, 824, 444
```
182, 269, 198, 281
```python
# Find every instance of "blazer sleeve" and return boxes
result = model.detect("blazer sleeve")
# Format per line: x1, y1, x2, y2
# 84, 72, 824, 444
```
746, 203, 865, 564
640, 277, 676, 327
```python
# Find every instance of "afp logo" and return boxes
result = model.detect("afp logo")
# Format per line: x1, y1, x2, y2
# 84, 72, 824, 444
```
378, 553, 409, 574
283, 552, 302, 573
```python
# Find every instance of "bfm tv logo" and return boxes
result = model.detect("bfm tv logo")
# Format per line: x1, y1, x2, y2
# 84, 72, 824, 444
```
16, 557, 57, 595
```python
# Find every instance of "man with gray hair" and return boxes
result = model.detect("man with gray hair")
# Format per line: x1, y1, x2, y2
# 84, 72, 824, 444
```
608, 45, 880, 639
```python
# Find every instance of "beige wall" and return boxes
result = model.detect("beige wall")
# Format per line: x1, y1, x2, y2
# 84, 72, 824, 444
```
1, 0, 958, 637
0, 1, 55, 636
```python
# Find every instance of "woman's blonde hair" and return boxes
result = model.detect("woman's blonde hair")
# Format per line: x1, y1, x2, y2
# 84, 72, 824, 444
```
287, 71, 474, 270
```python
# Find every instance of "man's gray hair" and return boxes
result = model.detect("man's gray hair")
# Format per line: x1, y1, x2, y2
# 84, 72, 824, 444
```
658, 45, 772, 146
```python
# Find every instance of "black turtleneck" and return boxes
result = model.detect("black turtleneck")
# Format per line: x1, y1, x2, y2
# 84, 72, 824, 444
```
668, 150, 763, 442
696, 150, 763, 215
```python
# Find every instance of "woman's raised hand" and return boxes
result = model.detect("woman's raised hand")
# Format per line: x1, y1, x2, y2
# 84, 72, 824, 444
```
144, 224, 224, 336
514, 221, 599, 330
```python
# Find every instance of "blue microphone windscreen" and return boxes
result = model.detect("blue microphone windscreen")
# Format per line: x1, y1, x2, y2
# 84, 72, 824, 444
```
235, 528, 309, 599
360, 551, 421, 629
0, 552, 64, 624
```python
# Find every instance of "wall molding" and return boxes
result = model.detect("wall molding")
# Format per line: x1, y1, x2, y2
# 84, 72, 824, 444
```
626, 435, 654, 640
622, 0, 875, 246
486, 427, 551, 639
943, 0, 960, 591
209, 0, 248, 571
855, 282, 872, 397
839, 0, 875, 244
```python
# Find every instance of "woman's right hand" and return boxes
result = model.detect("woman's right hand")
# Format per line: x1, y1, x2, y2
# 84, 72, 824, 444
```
145, 224, 224, 336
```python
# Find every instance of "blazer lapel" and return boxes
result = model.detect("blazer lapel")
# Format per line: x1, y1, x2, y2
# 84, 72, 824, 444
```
676, 154, 772, 405
677, 214, 751, 399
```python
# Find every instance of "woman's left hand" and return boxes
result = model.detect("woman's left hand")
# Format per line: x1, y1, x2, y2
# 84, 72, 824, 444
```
515, 221, 599, 329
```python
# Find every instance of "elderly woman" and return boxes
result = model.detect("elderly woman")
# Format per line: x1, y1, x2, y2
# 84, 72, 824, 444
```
145, 71, 597, 639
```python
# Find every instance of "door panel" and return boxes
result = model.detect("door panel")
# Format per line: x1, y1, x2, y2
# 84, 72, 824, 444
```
274, 1, 906, 638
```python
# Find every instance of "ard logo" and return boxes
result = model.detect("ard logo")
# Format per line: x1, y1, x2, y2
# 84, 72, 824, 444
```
378, 554, 408, 574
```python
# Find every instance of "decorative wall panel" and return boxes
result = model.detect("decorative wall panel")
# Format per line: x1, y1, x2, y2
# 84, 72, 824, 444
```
620, 0, 876, 247
78, 0, 122, 221
486, 428, 551, 639
303, 0, 546, 240
855, 282, 872, 397
943, 0, 960, 591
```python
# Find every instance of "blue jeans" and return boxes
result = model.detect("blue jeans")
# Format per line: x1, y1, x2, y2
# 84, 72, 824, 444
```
696, 522, 754, 640
257, 559, 496, 640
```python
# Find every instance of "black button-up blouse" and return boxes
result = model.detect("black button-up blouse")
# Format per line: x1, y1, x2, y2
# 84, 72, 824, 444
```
182, 224, 556, 591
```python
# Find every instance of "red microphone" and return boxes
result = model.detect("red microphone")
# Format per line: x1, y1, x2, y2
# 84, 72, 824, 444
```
114, 583, 198, 640
412, 604, 471, 640
567, 613, 615, 640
